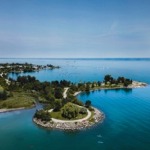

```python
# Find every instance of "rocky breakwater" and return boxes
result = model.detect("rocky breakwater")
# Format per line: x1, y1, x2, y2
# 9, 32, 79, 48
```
33, 107, 104, 131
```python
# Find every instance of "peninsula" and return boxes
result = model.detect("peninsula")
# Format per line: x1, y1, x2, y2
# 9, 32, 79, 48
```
33, 75, 147, 130
0, 64, 147, 130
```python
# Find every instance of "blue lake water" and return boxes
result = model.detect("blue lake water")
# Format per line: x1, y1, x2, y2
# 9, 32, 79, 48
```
0, 58, 150, 150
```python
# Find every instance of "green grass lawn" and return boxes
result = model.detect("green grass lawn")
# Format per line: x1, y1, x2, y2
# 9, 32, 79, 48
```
0, 91, 36, 109
50, 110, 87, 120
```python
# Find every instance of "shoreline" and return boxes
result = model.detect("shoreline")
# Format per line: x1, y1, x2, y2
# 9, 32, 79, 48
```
0, 107, 25, 113
0, 105, 35, 113
33, 107, 105, 131
93, 81, 148, 90
0, 81, 147, 114
74, 81, 148, 96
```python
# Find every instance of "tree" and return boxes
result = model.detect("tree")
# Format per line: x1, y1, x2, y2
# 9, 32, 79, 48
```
117, 76, 125, 83
97, 81, 101, 86
54, 99, 62, 111
104, 75, 112, 83
85, 84, 90, 92
92, 83, 95, 88
85, 100, 91, 108
70, 84, 78, 91
61, 102, 79, 119
51, 80, 59, 88
34, 110, 51, 121
54, 87, 63, 99
47, 93, 55, 101
27, 75, 36, 82
124, 79, 132, 87
79, 107, 87, 114
60, 80, 71, 87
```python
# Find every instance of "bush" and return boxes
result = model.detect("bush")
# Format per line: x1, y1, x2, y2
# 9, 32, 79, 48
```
71, 98, 84, 106
88, 107, 94, 111
44, 104, 53, 110
79, 108, 87, 114
85, 100, 91, 108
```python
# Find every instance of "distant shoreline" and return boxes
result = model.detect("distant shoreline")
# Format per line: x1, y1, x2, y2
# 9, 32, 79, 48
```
74, 81, 148, 96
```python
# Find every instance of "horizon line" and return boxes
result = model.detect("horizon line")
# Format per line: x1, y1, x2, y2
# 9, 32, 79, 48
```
0, 57, 150, 59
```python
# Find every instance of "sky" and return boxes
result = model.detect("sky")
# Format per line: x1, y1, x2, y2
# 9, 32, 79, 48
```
0, 0, 150, 58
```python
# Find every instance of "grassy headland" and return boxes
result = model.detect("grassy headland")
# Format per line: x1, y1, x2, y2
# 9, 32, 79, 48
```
0, 91, 35, 109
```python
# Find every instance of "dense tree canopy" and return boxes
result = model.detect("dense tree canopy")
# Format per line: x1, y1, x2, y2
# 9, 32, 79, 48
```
54, 87, 63, 99
54, 99, 62, 111
61, 103, 79, 119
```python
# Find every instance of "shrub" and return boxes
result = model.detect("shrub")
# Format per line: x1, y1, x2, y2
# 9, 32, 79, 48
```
85, 100, 91, 108
71, 98, 84, 106
88, 107, 94, 111
79, 107, 87, 114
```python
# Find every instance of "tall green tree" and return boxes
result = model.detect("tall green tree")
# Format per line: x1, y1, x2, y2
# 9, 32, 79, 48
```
54, 87, 63, 99
54, 99, 62, 111
61, 102, 79, 119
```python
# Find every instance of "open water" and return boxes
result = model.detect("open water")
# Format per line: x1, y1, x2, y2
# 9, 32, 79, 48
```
0, 58, 150, 150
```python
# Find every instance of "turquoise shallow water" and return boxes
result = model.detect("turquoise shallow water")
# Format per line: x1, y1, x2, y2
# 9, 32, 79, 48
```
0, 58, 150, 150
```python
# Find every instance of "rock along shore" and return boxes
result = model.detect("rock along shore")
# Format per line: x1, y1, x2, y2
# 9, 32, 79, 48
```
33, 107, 104, 131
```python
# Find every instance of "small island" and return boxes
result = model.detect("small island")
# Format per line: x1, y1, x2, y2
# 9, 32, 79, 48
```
0, 64, 147, 130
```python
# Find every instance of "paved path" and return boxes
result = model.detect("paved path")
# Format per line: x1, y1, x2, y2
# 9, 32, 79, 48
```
51, 108, 91, 123
49, 87, 92, 123
63, 87, 69, 99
